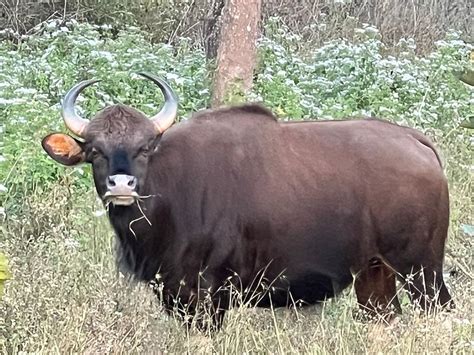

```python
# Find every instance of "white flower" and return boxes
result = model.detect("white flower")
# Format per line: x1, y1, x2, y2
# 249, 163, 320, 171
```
64, 238, 79, 250
174, 77, 185, 85
0, 184, 7, 193
0, 98, 26, 105
93, 209, 106, 217
45, 21, 57, 30
74, 167, 84, 175
90, 50, 115, 61
166, 73, 179, 81
14, 88, 37, 95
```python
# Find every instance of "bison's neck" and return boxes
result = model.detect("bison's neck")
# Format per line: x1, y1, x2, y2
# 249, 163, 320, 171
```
107, 198, 172, 281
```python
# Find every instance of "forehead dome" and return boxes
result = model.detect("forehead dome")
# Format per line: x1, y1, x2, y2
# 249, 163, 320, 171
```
84, 104, 156, 140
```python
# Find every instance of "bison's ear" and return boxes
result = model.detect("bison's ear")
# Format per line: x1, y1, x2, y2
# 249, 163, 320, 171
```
42, 133, 85, 166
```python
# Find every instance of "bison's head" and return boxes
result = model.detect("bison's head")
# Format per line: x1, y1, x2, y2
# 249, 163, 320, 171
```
42, 73, 178, 206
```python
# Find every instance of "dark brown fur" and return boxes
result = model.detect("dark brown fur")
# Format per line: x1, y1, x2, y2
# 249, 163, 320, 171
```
192, 103, 278, 121
45, 103, 454, 329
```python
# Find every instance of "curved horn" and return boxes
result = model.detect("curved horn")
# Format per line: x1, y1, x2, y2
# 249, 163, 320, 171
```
137, 72, 178, 134
62, 79, 100, 137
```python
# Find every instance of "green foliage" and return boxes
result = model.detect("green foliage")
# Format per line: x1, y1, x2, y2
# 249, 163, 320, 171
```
458, 68, 474, 86
1, 18, 472, 213
455, 51, 474, 128
255, 19, 474, 129
1, 18, 473, 215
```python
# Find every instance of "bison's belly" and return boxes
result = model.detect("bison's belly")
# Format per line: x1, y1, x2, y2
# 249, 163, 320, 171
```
252, 271, 353, 308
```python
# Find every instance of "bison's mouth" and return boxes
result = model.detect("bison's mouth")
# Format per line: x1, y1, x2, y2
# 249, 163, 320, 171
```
103, 192, 139, 206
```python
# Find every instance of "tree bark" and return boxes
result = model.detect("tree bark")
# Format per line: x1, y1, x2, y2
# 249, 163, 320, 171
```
211, 0, 262, 107
203, 0, 226, 60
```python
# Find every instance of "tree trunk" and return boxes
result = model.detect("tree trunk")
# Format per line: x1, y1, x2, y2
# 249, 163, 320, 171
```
203, 0, 226, 60
211, 0, 262, 107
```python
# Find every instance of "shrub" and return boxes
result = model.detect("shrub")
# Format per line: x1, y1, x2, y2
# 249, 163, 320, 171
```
255, 19, 473, 131
1, 18, 472, 213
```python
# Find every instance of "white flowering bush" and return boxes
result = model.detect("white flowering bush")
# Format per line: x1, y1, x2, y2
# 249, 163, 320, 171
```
255, 19, 473, 129
1, 19, 473, 208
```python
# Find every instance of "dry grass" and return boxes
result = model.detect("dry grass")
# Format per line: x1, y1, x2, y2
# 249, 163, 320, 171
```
1, 0, 472, 54
0, 142, 472, 353
264, 0, 472, 54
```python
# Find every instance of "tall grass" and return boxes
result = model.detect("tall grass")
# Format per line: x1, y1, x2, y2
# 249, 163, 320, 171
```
0, 20, 473, 353
1, 190, 472, 353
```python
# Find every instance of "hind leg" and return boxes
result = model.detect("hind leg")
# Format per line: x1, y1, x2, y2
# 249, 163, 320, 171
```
401, 264, 453, 312
384, 244, 454, 312
380, 188, 453, 313
354, 258, 402, 318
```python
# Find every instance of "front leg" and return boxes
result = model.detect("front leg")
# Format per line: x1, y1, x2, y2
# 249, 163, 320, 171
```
151, 276, 227, 331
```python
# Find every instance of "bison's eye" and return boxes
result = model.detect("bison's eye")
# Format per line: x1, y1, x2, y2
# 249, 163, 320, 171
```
89, 147, 104, 161
136, 146, 150, 158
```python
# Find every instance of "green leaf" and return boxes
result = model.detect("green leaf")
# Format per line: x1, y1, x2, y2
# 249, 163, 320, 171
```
459, 115, 474, 129
455, 68, 474, 86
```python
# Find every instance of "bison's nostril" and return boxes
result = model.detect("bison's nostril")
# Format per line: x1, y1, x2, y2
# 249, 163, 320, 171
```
128, 177, 137, 188
106, 176, 116, 188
